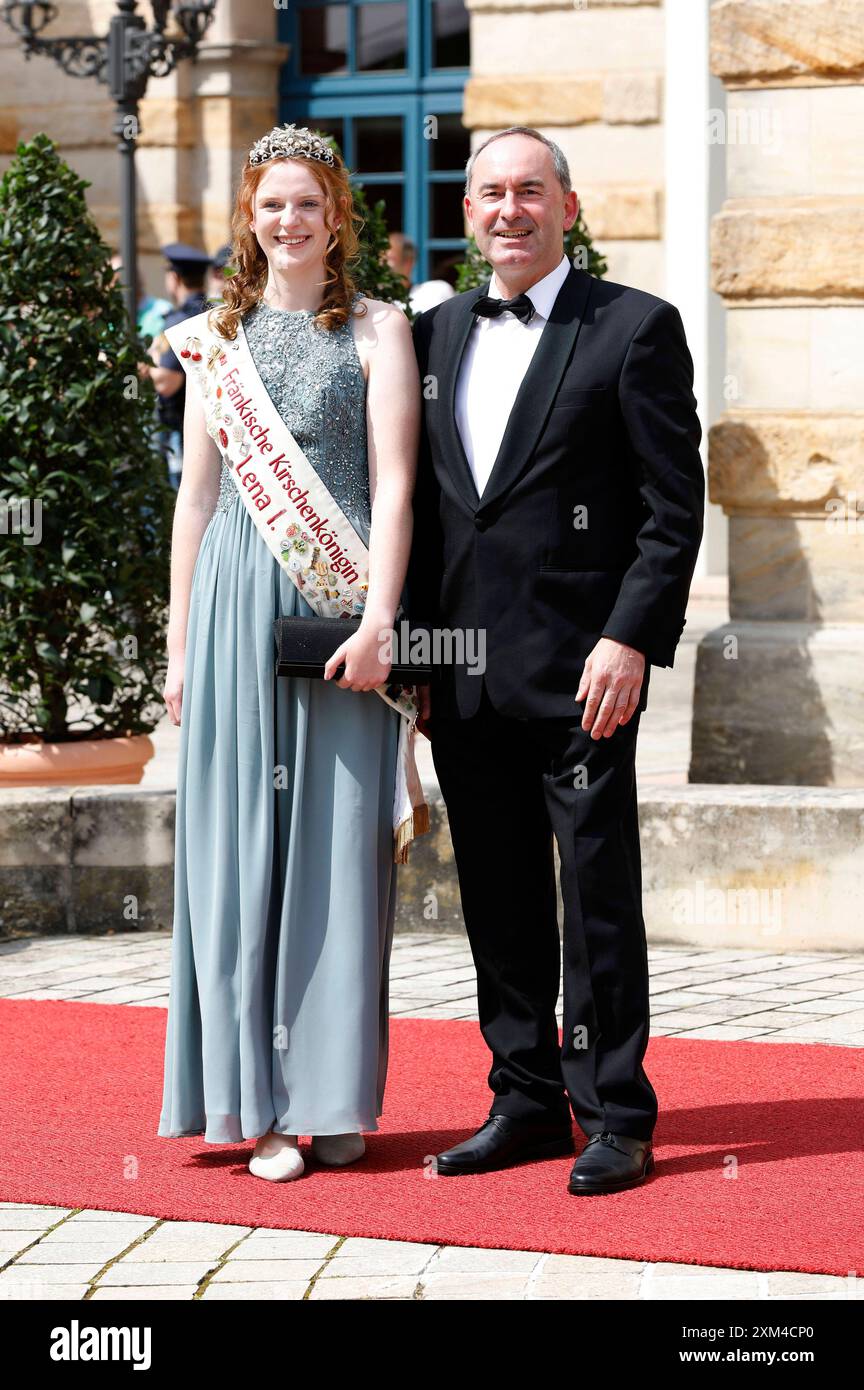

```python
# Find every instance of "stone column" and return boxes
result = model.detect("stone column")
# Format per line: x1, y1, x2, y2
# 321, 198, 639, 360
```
690, 0, 864, 785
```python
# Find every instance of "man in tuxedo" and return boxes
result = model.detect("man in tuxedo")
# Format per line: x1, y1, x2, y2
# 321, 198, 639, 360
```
406, 126, 704, 1195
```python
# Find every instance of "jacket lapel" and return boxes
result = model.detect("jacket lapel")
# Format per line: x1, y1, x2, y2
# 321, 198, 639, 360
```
437, 264, 595, 516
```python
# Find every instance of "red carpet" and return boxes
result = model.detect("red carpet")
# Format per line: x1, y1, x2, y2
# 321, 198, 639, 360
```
1, 998, 863, 1276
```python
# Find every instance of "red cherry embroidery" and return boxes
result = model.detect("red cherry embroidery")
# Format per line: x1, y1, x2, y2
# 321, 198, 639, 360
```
180, 348, 191, 358
191, 351, 202, 361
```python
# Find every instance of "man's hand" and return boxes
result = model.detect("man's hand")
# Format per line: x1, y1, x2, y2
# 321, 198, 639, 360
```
575, 637, 645, 739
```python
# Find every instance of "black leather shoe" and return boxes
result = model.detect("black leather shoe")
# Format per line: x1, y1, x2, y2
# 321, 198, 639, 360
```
434, 1115, 575, 1176
567, 1131, 654, 1195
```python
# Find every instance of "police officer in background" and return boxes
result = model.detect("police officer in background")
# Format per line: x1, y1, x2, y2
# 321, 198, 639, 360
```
146, 243, 213, 490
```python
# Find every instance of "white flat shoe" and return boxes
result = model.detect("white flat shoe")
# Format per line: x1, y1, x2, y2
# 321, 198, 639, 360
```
311, 1133, 366, 1166
248, 1130, 304, 1182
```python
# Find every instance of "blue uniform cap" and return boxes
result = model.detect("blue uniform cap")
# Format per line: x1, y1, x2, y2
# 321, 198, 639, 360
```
162, 242, 214, 276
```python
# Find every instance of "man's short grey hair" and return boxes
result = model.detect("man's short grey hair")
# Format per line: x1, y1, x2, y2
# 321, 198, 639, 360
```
464, 127, 571, 197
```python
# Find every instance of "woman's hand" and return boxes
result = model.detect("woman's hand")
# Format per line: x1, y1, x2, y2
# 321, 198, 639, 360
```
323, 625, 392, 692
163, 651, 185, 726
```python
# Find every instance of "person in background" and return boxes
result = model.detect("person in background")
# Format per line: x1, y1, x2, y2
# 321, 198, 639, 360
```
145, 243, 213, 490
207, 243, 234, 304
109, 253, 172, 340
387, 232, 455, 314
386, 231, 416, 303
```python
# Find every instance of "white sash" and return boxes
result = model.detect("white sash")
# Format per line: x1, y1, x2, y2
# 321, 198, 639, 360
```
164, 307, 430, 863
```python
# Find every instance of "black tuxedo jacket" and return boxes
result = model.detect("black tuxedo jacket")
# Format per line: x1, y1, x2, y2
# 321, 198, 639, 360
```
405, 264, 705, 720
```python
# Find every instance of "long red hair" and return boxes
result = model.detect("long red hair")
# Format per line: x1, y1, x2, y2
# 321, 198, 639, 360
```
209, 143, 367, 339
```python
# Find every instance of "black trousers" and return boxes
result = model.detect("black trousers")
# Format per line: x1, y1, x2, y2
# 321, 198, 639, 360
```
430, 677, 657, 1142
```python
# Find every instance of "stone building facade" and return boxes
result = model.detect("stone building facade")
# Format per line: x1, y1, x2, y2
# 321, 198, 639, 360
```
2, 0, 862, 745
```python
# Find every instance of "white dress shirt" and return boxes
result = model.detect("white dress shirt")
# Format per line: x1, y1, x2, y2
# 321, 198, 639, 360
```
455, 253, 571, 500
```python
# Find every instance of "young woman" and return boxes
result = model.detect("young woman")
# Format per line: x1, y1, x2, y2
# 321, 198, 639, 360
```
157, 125, 421, 1181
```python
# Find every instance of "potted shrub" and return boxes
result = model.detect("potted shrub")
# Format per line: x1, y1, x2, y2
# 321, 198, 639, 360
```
0, 134, 174, 786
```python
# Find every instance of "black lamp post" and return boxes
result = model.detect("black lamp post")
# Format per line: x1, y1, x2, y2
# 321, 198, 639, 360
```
1, 0, 217, 328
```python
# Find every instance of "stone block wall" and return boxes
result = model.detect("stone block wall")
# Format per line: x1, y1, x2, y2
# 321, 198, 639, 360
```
464, 0, 666, 291
0, 1, 285, 296
690, 0, 864, 785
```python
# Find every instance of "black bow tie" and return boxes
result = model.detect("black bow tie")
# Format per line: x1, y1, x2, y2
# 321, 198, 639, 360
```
471, 292, 536, 325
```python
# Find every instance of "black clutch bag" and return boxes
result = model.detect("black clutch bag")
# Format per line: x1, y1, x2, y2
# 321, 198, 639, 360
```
272, 615, 435, 681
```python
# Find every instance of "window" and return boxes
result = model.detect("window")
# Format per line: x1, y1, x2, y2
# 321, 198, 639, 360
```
279, 0, 471, 284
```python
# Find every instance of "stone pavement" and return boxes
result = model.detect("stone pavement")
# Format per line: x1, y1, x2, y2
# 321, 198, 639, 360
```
2, 929, 863, 1301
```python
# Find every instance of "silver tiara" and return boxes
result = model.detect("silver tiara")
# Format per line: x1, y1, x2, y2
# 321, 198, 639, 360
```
248, 124, 336, 169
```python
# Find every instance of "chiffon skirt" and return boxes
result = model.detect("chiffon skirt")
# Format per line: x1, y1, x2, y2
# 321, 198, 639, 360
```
157, 497, 401, 1142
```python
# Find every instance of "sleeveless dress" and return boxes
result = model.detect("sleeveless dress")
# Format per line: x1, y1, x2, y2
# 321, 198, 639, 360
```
157, 297, 402, 1142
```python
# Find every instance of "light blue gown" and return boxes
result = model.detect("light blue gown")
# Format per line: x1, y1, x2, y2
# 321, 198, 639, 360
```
158, 298, 402, 1142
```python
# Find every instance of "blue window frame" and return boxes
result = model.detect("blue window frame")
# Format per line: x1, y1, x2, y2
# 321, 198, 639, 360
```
278, 0, 470, 284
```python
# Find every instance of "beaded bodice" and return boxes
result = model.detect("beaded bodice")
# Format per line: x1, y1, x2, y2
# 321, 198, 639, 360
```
214, 295, 371, 539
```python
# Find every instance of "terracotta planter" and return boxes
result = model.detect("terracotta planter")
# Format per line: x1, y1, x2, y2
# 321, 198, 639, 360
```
0, 734, 155, 787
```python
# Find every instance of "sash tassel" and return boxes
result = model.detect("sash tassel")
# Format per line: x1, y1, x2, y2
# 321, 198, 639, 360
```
393, 715, 430, 864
